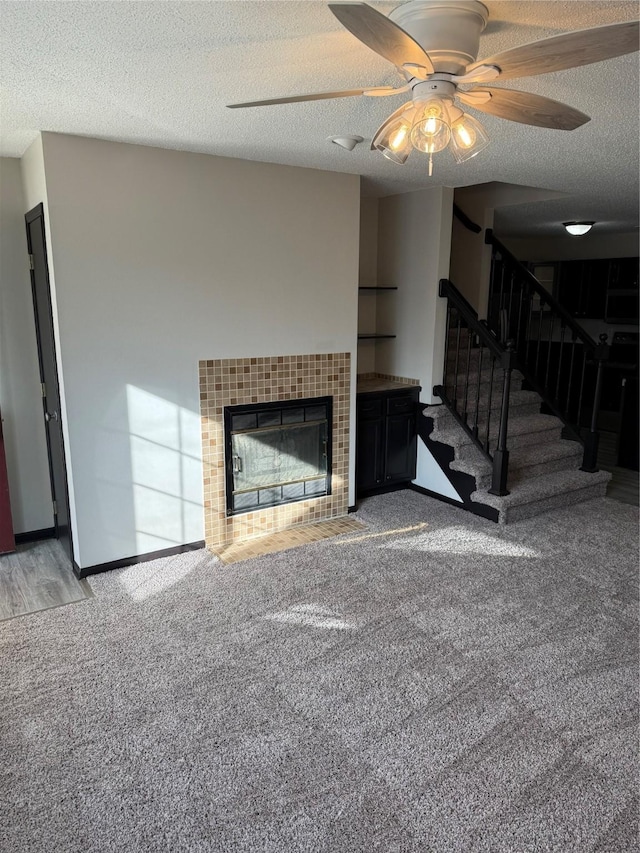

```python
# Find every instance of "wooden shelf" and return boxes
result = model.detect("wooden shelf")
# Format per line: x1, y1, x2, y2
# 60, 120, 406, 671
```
358, 334, 396, 340
358, 286, 398, 291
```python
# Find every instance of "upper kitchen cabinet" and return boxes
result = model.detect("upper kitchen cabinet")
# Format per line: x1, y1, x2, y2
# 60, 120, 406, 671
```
533, 257, 638, 323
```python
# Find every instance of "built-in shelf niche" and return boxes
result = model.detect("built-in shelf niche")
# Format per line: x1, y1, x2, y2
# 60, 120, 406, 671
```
357, 285, 398, 341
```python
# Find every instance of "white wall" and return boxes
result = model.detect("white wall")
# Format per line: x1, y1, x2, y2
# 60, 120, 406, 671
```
34, 133, 360, 569
376, 186, 454, 494
0, 157, 53, 533
502, 231, 639, 262
450, 182, 567, 314
448, 196, 494, 314
376, 186, 453, 401
357, 197, 379, 375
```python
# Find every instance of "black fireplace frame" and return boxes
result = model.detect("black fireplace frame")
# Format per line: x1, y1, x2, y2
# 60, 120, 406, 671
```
224, 396, 333, 516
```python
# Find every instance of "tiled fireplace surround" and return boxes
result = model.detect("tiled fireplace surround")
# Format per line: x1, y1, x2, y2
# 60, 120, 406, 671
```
199, 353, 351, 550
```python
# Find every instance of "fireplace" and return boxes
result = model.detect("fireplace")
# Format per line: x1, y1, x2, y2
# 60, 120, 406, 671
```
224, 396, 332, 515
199, 352, 350, 550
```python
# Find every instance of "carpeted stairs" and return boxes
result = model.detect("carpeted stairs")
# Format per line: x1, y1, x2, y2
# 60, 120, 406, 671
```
423, 336, 611, 524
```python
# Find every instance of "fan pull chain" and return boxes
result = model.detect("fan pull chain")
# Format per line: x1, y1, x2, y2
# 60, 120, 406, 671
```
429, 153, 433, 176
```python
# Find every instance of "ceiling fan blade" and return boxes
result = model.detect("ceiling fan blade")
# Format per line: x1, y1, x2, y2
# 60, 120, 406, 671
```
227, 88, 389, 108
459, 87, 590, 130
464, 20, 640, 82
328, 3, 434, 75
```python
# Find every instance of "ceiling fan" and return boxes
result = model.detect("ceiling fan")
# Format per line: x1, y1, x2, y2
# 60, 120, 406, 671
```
227, 1, 640, 173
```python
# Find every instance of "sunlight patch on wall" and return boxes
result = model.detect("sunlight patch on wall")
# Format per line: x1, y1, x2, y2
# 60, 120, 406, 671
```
127, 385, 203, 554
414, 433, 463, 501
386, 524, 541, 558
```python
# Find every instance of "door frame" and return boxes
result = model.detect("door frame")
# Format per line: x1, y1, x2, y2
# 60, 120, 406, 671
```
25, 202, 74, 562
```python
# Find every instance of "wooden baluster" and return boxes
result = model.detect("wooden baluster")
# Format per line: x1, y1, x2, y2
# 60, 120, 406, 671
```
515, 279, 525, 356
555, 323, 566, 405
524, 282, 534, 373
462, 326, 472, 421
442, 301, 451, 386
534, 298, 544, 377
576, 348, 588, 430
452, 313, 462, 407
472, 345, 484, 439
489, 340, 515, 496
566, 333, 578, 425
507, 268, 515, 340
581, 334, 609, 472
544, 311, 556, 394
484, 356, 495, 454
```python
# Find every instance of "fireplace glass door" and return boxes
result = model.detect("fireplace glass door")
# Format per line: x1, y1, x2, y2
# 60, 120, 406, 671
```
224, 397, 332, 514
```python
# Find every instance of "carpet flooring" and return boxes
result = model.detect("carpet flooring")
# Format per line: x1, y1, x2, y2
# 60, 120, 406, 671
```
1, 491, 638, 852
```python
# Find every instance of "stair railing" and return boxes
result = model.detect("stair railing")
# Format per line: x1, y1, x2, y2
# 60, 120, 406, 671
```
434, 278, 516, 495
485, 229, 609, 472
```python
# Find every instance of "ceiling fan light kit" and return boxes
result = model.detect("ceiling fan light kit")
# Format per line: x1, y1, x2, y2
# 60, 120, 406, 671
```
373, 108, 416, 164
564, 221, 595, 236
373, 78, 490, 172
449, 111, 490, 163
227, 1, 639, 175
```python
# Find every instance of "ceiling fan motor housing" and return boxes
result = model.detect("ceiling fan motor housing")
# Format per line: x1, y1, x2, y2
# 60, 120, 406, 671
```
411, 78, 457, 104
389, 0, 489, 74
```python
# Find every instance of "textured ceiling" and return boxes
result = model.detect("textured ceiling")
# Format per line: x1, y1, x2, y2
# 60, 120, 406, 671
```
1, 1, 639, 238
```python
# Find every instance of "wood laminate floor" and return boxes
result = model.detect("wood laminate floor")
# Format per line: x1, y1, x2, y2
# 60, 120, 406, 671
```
0, 538, 92, 622
604, 466, 640, 507
598, 430, 639, 507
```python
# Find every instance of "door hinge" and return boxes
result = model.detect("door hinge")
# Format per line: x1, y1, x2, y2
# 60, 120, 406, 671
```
29, 254, 34, 271
41, 382, 47, 399
52, 500, 58, 516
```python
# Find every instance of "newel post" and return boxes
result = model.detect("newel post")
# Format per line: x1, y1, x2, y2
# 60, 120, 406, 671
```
489, 339, 515, 496
581, 333, 609, 472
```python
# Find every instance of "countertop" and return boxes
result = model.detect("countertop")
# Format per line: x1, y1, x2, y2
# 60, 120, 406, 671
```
356, 376, 421, 395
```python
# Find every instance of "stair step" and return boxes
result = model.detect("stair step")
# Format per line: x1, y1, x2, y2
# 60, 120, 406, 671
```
446, 349, 492, 369
443, 388, 540, 419
428, 411, 563, 452
470, 468, 611, 524
450, 437, 584, 489
444, 369, 524, 391
447, 326, 475, 339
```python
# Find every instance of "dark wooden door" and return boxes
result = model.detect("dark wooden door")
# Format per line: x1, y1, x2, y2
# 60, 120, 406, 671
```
385, 413, 417, 483
356, 417, 384, 492
25, 204, 73, 561
0, 411, 16, 554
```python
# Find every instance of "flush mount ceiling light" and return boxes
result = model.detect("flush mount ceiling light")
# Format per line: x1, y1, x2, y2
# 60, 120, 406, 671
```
227, 1, 639, 176
564, 221, 595, 236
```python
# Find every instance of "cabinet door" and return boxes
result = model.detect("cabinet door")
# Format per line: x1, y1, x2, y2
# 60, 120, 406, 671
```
356, 417, 385, 491
384, 413, 417, 483
583, 259, 609, 318
557, 260, 586, 316
608, 257, 640, 290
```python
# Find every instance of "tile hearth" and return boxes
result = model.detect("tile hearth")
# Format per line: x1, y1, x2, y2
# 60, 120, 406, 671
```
199, 353, 351, 550
210, 517, 366, 565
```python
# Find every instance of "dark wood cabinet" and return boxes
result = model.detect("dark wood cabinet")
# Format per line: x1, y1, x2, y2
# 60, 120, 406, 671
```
542, 256, 638, 322
356, 387, 420, 496
555, 258, 609, 318
605, 258, 639, 323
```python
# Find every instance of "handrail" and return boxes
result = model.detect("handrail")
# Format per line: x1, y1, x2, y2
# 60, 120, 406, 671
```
439, 279, 502, 359
485, 229, 599, 349
435, 277, 514, 495
453, 203, 482, 234
485, 229, 609, 472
